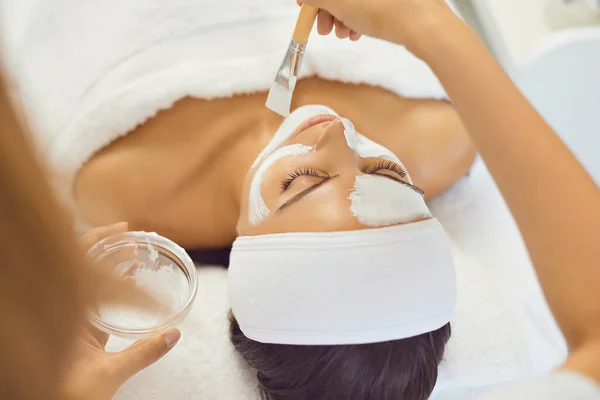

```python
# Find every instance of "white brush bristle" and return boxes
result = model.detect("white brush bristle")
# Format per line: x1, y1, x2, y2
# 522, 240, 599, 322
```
266, 82, 292, 117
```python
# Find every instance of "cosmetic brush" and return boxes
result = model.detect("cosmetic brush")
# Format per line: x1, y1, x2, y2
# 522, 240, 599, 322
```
265, 5, 319, 117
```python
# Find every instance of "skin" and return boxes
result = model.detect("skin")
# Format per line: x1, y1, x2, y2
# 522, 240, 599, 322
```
75, 77, 476, 249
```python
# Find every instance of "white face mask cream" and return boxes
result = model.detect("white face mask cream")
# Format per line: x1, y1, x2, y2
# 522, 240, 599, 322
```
341, 118, 413, 183
248, 106, 425, 227
249, 144, 313, 226
342, 117, 429, 225
349, 175, 431, 227
247, 105, 338, 226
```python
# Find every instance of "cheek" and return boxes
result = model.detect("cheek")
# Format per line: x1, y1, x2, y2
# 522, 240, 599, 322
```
243, 161, 291, 223
256, 157, 312, 207
257, 164, 289, 207
238, 169, 258, 234
239, 162, 293, 234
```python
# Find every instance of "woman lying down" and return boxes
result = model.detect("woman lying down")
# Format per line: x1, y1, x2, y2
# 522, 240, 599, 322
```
78, 110, 471, 400
77, 98, 473, 394
10, 1, 474, 399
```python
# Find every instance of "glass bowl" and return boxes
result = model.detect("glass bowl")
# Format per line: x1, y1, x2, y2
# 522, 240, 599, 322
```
87, 231, 198, 339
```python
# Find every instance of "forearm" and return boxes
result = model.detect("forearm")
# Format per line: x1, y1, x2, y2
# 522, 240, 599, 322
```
409, 16, 600, 349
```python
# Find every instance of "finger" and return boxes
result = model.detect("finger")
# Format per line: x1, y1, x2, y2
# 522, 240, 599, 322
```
85, 324, 111, 347
349, 31, 362, 41
334, 19, 351, 39
111, 330, 181, 380
298, 0, 326, 8
80, 222, 129, 250
317, 9, 334, 35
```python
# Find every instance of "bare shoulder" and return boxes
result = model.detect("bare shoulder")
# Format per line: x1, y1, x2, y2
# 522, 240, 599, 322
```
74, 143, 165, 228
73, 100, 202, 228
370, 98, 477, 199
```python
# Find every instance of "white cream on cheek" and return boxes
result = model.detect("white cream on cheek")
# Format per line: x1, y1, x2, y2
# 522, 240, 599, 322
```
247, 105, 339, 226
342, 117, 431, 226
349, 175, 432, 227
248, 107, 424, 228
249, 144, 313, 226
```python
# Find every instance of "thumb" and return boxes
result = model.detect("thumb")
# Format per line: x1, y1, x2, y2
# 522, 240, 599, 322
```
112, 329, 181, 381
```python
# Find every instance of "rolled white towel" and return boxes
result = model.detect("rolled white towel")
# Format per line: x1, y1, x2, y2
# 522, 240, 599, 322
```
0, 0, 448, 189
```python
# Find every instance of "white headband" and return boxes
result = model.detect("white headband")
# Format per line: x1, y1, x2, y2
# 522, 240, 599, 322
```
228, 218, 456, 345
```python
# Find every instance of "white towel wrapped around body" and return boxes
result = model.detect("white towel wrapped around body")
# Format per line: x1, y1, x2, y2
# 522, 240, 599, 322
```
1, 0, 446, 183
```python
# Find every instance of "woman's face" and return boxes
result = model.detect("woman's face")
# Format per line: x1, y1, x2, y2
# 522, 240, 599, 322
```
238, 111, 431, 236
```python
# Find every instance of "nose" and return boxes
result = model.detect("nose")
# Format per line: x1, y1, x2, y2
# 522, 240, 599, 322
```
313, 119, 360, 172
314, 118, 357, 157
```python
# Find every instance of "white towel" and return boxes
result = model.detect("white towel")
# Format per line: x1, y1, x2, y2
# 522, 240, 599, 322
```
0, 0, 447, 185
106, 160, 567, 400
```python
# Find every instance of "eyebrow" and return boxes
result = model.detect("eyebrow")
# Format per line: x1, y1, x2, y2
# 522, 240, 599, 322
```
277, 175, 339, 212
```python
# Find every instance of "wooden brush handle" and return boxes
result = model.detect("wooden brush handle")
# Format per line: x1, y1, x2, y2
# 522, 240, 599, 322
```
292, 5, 319, 44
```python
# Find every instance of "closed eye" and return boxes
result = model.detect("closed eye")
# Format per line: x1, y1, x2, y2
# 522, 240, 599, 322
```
364, 160, 407, 178
280, 167, 330, 192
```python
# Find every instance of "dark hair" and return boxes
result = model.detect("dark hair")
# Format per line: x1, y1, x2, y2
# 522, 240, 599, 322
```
230, 313, 451, 400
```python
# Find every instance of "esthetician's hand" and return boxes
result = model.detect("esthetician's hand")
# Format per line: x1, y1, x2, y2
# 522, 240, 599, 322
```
61, 223, 181, 400
297, 1, 362, 41
298, 0, 458, 54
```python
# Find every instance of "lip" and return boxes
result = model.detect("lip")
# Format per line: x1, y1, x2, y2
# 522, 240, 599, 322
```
296, 114, 339, 135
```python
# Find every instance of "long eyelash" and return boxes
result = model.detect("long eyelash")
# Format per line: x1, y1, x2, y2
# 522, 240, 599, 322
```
365, 161, 407, 177
281, 167, 327, 191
